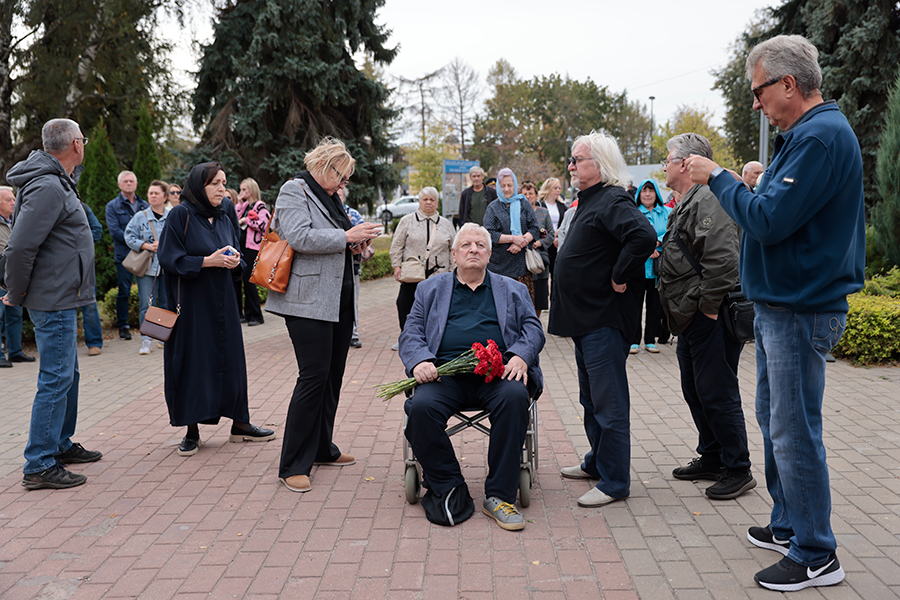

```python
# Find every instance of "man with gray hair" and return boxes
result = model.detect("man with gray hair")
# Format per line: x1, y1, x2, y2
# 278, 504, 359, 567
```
742, 161, 764, 189
456, 165, 497, 226
550, 131, 656, 508
106, 170, 148, 340
686, 34, 864, 591
658, 133, 755, 501
3, 118, 103, 489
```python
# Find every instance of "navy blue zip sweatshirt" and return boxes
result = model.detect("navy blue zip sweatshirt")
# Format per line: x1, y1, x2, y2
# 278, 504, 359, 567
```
710, 100, 864, 313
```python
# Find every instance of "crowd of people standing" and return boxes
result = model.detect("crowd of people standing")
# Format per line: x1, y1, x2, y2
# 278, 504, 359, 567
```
0, 32, 865, 593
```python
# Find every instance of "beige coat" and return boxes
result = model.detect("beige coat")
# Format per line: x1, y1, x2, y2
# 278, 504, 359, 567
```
390, 210, 456, 276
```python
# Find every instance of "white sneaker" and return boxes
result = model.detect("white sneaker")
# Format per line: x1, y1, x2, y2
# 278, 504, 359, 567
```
139, 340, 152, 355
577, 487, 619, 507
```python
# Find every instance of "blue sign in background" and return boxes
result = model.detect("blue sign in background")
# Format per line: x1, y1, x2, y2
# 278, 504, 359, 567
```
443, 159, 479, 174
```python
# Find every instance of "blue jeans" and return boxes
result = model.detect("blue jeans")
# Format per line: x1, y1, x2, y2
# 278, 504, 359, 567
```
23, 308, 80, 474
115, 262, 135, 329
136, 274, 167, 342
2, 303, 25, 358
79, 301, 103, 349
754, 302, 845, 566
573, 326, 631, 499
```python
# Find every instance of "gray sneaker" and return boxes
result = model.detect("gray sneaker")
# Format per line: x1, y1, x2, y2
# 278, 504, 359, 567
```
482, 496, 525, 531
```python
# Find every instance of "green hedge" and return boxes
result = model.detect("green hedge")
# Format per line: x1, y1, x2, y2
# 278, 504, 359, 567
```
361, 250, 392, 281
100, 285, 141, 328
834, 293, 900, 363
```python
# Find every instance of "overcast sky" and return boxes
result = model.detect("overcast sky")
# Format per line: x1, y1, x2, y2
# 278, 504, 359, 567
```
169, 0, 776, 140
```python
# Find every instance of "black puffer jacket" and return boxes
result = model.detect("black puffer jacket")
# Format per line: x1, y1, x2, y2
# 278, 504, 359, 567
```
4, 151, 95, 311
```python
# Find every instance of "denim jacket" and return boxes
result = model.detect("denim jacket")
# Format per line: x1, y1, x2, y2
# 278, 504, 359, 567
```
124, 207, 169, 277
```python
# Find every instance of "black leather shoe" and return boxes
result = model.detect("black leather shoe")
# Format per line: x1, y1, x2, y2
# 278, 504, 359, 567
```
248, 319, 263, 326
178, 436, 201, 456
240, 316, 248, 323
119, 328, 132, 340
350, 338, 362, 348
0, 357, 11, 368
229, 424, 276, 442
56, 442, 102, 464
9, 353, 36, 363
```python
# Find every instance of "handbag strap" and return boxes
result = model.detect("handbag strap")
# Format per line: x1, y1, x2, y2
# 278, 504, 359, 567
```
672, 230, 704, 280
148, 209, 189, 315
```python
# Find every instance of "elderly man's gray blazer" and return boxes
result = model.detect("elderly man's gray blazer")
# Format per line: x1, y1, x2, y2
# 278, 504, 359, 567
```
399, 270, 545, 393
264, 177, 349, 322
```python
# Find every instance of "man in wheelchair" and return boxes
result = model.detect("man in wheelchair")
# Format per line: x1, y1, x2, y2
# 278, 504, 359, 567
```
400, 223, 545, 531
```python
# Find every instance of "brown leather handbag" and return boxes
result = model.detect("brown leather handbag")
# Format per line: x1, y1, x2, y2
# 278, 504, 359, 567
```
249, 213, 294, 293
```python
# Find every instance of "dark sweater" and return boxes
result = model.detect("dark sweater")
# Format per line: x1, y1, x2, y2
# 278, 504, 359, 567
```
548, 182, 656, 338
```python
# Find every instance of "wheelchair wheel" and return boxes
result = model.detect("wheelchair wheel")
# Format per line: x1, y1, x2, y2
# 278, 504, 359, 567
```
519, 468, 531, 507
405, 465, 420, 504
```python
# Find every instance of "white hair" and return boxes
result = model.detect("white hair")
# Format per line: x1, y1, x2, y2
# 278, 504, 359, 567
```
117, 171, 136, 184
452, 222, 492, 252
742, 161, 763, 176
572, 131, 630, 188
419, 186, 439, 201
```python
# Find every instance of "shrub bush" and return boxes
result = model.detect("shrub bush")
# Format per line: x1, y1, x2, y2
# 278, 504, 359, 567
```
100, 285, 141, 328
361, 250, 392, 281
834, 293, 900, 363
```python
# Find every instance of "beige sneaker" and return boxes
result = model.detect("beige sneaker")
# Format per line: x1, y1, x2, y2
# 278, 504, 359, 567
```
314, 453, 356, 466
88, 347, 102, 356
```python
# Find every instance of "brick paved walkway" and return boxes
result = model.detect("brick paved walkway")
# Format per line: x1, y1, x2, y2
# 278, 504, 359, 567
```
0, 276, 898, 599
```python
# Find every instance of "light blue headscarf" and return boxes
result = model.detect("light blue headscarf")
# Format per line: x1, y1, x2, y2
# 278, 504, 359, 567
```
496, 167, 526, 236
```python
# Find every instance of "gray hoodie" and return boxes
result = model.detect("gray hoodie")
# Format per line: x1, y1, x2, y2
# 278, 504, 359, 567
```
4, 150, 95, 311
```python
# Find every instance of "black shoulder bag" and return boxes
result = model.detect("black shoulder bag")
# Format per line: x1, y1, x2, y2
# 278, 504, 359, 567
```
672, 230, 755, 343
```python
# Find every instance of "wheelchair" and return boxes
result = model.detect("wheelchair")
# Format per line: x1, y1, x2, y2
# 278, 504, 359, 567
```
402, 395, 539, 507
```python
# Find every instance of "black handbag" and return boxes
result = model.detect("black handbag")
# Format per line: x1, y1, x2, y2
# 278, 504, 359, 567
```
672, 230, 754, 343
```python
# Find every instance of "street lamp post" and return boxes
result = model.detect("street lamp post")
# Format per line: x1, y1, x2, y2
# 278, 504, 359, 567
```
649, 96, 656, 164
566, 133, 573, 201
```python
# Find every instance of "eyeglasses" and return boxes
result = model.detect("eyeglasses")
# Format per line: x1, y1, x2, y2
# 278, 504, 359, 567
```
75, 137, 89, 146
169, 190, 181, 196
661, 157, 684, 167
751, 77, 781, 101
567, 156, 591, 167
330, 165, 350, 185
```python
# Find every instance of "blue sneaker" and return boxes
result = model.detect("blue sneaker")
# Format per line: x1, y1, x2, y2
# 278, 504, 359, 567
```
645, 344, 660, 353
629, 344, 639, 354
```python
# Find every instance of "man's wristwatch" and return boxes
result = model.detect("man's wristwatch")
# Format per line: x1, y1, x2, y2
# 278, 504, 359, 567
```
708, 166, 725, 186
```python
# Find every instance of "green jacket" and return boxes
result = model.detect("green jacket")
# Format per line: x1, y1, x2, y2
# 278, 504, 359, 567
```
657, 184, 740, 335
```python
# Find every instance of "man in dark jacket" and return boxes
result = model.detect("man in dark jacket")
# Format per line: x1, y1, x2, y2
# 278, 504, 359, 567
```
1, 185, 36, 367
456, 166, 497, 226
106, 170, 148, 340
3, 118, 103, 490
658, 133, 755, 501
686, 35, 863, 591
549, 131, 656, 508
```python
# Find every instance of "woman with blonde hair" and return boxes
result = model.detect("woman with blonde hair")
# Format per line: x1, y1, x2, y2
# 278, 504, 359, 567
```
234, 177, 270, 325
266, 137, 381, 493
538, 177, 567, 276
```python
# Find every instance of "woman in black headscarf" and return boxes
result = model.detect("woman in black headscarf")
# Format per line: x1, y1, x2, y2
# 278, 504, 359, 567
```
157, 162, 275, 456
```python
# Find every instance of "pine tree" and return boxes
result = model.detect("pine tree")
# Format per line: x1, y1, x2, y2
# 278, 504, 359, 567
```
133, 103, 162, 195
871, 65, 900, 268
188, 0, 401, 210
79, 121, 122, 296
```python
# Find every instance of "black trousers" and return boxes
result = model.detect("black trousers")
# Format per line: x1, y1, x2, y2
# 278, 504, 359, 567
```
279, 285, 353, 478
396, 281, 419, 331
632, 277, 664, 345
404, 375, 529, 504
676, 312, 751, 471
234, 248, 263, 322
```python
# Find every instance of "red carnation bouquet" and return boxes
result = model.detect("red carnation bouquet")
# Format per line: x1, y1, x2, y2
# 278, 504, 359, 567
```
376, 339, 505, 400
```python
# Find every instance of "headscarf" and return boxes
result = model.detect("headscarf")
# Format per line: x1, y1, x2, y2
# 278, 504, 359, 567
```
181, 162, 226, 219
496, 167, 526, 236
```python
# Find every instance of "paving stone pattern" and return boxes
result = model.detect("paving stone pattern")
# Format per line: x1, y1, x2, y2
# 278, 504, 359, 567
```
0, 276, 897, 599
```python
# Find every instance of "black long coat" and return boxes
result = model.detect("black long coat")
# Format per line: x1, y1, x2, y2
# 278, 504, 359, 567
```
157, 202, 250, 427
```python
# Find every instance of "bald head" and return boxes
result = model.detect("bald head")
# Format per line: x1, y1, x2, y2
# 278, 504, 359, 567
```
742, 162, 764, 188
